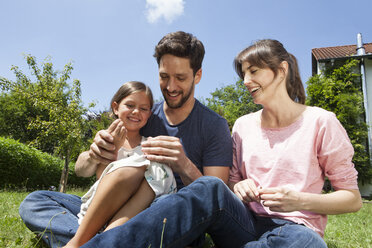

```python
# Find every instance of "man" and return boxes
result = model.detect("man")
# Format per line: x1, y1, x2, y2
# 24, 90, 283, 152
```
78, 31, 231, 190
19, 31, 232, 247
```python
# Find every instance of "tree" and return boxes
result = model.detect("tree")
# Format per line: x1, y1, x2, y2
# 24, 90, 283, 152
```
306, 59, 372, 184
0, 55, 92, 192
206, 80, 261, 130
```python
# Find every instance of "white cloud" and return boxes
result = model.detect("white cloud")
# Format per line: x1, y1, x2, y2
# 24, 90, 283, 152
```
145, 0, 185, 24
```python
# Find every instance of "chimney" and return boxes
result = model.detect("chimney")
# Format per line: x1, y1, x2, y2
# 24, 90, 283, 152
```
357, 33, 366, 56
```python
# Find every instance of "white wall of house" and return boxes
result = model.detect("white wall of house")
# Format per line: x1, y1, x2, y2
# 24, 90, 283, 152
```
317, 62, 324, 75
365, 58, 372, 132
361, 58, 372, 197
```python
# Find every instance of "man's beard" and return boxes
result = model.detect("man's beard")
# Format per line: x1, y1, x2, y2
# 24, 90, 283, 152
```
163, 81, 194, 109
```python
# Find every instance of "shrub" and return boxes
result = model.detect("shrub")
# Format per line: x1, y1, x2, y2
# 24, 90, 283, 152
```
306, 59, 372, 184
0, 137, 93, 190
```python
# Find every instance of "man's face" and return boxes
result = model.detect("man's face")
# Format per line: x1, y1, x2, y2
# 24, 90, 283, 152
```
158, 54, 201, 109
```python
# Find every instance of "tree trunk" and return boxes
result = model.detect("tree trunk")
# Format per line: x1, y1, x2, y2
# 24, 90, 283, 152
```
59, 150, 70, 193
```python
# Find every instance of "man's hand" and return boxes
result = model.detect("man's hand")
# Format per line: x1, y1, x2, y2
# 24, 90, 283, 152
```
141, 136, 192, 175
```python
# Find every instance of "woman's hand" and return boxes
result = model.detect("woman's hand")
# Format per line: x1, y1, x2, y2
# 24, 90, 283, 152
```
260, 188, 362, 214
233, 179, 260, 203
259, 187, 301, 212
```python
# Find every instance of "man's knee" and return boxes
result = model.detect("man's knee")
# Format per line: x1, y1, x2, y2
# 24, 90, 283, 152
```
194, 176, 224, 186
20, 191, 44, 211
19, 190, 46, 224
186, 176, 230, 204
194, 176, 227, 192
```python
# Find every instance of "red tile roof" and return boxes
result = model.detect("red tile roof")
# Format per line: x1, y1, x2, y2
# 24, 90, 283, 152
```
312, 43, 372, 61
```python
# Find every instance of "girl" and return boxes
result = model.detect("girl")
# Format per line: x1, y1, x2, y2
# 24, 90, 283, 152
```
228, 39, 362, 246
64, 81, 176, 248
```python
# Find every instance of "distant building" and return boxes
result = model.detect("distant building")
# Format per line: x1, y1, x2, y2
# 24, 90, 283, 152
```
311, 41, 372, 78
311, 34, 372, 197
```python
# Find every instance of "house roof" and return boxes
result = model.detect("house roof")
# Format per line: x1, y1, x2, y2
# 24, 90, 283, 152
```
312, 43, 372, 61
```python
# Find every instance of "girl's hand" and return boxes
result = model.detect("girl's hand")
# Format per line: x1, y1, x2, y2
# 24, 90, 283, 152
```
233, 179, 260, 203
89, 120, 125, 164
109, 119, 126, 154
259, 187, 301, 212
75, 119, 126, 178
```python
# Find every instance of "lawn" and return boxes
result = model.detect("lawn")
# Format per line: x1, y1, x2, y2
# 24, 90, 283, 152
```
0, 190, 85, 248
1, 190, 371, 248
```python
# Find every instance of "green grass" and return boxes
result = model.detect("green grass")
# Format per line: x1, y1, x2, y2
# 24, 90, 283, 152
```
1, 190, 371, 248
0, 191, 43, 248
0, 189, 85, 248
324, 200, 372, 248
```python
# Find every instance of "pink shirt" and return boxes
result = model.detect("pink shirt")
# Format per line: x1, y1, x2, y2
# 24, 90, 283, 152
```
230, 106, 359, 237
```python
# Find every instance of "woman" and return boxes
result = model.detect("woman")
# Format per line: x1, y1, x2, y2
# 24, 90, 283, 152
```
228, 39, 362, 246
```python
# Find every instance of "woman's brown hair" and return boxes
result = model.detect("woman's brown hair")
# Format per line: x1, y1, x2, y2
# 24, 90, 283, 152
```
234, 39, 306, 104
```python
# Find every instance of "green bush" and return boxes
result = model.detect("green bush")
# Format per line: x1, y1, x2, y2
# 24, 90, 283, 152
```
306, 60, 372, 184
0, 137, 93, 190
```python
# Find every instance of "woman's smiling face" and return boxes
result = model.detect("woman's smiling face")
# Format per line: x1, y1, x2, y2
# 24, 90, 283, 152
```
241, 61, 278, 105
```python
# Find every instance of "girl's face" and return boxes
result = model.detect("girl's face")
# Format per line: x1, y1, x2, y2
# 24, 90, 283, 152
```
112, 91, 152, 133
241, 61, 281, 105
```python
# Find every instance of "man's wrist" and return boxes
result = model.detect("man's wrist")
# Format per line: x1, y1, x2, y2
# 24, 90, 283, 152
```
179, 159, 202, 185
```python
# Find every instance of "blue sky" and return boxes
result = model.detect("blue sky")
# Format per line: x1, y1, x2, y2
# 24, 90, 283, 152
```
1, 0, 371, 111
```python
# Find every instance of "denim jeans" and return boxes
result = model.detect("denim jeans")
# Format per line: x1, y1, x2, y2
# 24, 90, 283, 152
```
19, 177, 327, 248
81, 176, 326, 248
19, 190, 81, 248
243, 215, 327, 248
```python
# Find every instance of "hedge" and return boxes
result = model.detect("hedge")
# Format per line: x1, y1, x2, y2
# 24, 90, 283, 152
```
0, 136, 94, 190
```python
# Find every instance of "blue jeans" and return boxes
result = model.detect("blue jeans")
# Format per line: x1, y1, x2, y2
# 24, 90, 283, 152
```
81, 176, 326, 248
19, 190, 81, 248
19, 177, 327, 248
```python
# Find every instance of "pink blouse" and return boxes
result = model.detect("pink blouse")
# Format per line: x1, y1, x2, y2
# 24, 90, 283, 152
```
229, 106, 359, 236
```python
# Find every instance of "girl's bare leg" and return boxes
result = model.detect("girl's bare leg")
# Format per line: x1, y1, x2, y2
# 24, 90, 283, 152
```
64, 166, 146, 248
105, 178, 156, 231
